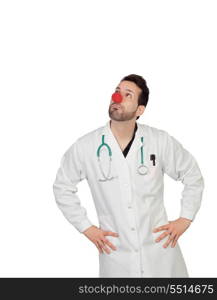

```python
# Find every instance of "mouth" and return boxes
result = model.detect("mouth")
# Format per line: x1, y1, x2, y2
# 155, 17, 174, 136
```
111, 104, 121, 110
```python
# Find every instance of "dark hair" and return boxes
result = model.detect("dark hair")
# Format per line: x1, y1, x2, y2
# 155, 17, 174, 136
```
120, 74, 149, 120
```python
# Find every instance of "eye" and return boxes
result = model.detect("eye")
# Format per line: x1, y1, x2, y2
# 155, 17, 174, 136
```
126, 93, 132, 97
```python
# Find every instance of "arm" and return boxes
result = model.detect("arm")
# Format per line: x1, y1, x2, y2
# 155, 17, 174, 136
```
152, 131, 205, 248
52, 139, 93, 233
161, 131, 205, 222
52, 139, 120, 254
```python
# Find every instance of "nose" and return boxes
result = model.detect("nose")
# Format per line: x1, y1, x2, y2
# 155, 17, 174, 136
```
112, 92, 123, 103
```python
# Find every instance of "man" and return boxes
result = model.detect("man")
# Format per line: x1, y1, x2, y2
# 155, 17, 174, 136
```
53, 74, 204, 277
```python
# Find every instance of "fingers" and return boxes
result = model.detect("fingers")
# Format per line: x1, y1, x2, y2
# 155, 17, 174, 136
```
97, 231, 119, 254
97, 239, 112, 254
95, 240, 109, 254
152, 224, 170, 233
92, 229, 119, 254
103, 231, 119, 237
162, 232, 176, 248
155, 230, 170, 242
95, 241, 103, 254
154, 226, 180, 248
103, 237, 117, 251
171, 235, 179, 248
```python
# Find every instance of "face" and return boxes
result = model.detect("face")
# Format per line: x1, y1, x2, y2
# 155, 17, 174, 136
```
108, 80, 145, 121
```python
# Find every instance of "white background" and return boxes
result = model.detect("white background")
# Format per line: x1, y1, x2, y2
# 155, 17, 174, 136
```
0, 0, 216, 277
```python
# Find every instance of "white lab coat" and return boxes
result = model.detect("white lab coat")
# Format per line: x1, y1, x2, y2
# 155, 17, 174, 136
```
53, 120, 204, 277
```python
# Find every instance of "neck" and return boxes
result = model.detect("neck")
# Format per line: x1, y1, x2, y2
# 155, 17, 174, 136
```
109, 119, 136, 140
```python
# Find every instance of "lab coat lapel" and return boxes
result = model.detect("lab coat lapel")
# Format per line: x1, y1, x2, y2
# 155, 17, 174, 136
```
104, 120, 128, 173
125, 122, 146, 165
103, 120, 147, 174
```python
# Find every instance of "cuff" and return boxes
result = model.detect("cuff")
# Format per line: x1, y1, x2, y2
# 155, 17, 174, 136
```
179, 210, 195, 222
75, 219, 93, 233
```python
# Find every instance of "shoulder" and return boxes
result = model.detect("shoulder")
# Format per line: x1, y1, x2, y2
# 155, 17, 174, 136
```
76, 124, 103, 146
69, 124, 106, 160
138, 122, 169, 141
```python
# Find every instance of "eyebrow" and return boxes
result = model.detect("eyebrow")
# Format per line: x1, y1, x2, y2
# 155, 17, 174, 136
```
115, 87, 134, 94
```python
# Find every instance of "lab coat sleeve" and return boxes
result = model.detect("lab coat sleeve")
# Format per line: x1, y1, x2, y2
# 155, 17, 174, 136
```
52, 140, 93, 233
161, 131, 205, 222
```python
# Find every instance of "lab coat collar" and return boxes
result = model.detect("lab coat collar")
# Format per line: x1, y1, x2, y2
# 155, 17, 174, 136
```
104, 119, 147, 145
102, 119, 148, 163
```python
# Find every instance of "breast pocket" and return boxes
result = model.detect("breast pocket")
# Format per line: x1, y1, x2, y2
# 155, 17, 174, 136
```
145, 153, 162, 176
136, 152, 162, 185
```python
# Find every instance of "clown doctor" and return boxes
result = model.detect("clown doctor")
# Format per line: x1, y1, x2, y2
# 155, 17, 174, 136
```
53, 74, 204, 277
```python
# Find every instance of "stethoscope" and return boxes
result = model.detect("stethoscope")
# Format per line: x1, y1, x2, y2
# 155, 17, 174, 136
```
137, 136, 149, 175
96, 135, 114, 181
96, 134, 156, 181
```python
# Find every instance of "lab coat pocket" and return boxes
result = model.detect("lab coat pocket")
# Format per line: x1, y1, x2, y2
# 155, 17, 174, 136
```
136, 154, 163, 195
98, 214, 120, 250
146, 155, 163, 181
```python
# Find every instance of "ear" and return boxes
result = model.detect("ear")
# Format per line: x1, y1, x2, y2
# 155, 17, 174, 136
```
137, 105, 145, 117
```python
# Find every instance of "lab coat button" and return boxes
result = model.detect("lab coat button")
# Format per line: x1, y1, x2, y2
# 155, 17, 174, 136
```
128, 205, 132, 209
131, 227, 135, 231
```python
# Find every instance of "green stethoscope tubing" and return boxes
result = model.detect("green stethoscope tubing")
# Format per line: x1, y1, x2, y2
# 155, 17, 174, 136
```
138, 136, 148, 175
97, 135, 113, 180
140, 136, 144, 164
97, 135, 112, 157
97, 135, 148, 179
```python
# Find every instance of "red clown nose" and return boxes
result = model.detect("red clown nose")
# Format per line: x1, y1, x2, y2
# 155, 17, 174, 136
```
112, 92, 122, 103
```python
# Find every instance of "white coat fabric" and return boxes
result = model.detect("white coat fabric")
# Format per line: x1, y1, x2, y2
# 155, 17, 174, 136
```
53, 120, 204, 277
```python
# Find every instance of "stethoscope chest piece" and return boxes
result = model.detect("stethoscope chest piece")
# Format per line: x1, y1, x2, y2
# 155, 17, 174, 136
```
138, 164, 149, 175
